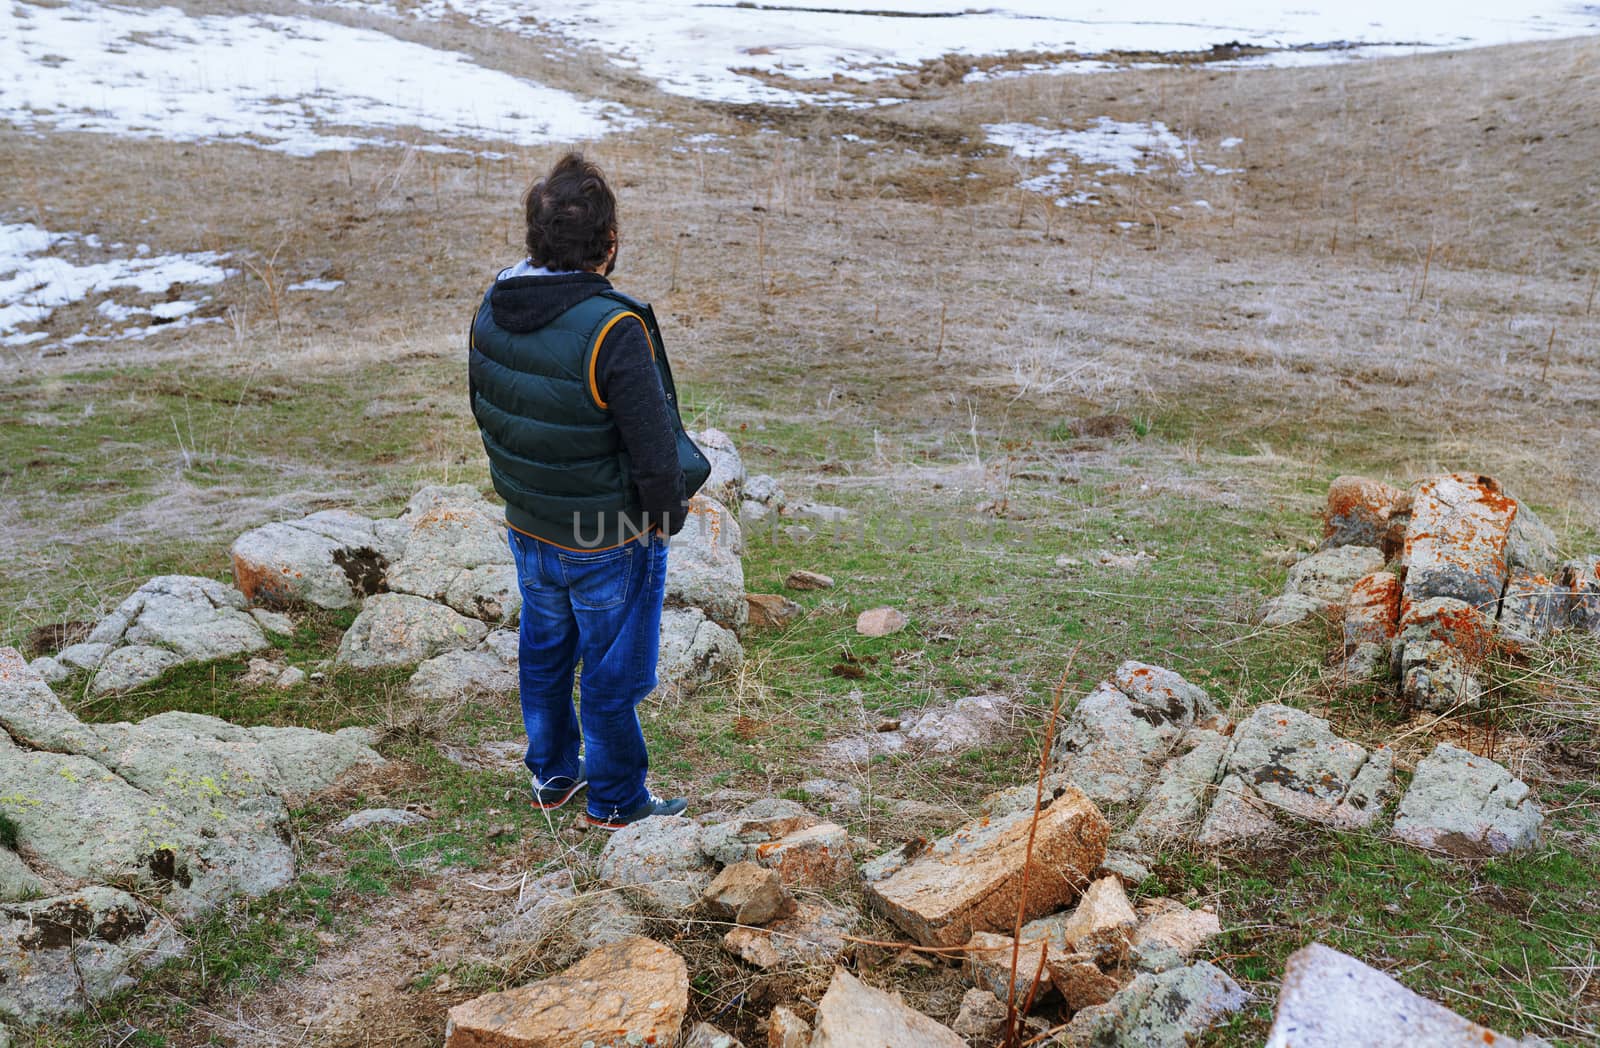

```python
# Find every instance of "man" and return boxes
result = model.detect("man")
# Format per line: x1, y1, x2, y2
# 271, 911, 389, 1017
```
468, 152, 710, 830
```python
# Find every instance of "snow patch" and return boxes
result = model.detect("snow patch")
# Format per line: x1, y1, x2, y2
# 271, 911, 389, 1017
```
0, 1, 635, 154
287, 279, 345, 292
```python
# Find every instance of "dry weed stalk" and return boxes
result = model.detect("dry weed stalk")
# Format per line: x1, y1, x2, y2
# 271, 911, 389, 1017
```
1003, 648, 1077, 1048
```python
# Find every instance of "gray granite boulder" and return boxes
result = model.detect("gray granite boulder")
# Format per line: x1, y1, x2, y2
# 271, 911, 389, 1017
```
1392, 743, 1542, 856
335, 593, 489, 669
658, 606, 743, 697
1505, 502, 1559, 576
1284, 545, 1386, 607
231, 509, 399, 610
1050, 662, 1219, 807
688, 427, 746, 507
1258, 592, 1327, 627
597, 815, 715, 914
1559, 555, 1600, 632
1195, 703, 1391, 846
666, 495, 747, 633
1497, 572, 1561, 647
76, 575, 270, 693
407, 630, 519, 701
384, 485, 518, 624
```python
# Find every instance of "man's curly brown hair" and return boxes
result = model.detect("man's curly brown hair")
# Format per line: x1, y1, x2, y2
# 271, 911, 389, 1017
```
523, 152, 618, 273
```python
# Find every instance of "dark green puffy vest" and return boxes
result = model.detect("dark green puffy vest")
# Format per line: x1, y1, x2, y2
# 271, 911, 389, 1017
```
468, 287, 709, 548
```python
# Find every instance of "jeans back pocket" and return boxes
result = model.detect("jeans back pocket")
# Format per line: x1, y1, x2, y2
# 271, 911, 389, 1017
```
558, 544, 635, 610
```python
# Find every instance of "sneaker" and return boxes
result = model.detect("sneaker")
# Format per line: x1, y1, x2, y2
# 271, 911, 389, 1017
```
530, 758, 588, 811
583, 793, 689, 831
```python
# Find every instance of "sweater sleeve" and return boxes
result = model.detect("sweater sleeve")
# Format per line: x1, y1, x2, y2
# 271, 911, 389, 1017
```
595, 315, 689, 534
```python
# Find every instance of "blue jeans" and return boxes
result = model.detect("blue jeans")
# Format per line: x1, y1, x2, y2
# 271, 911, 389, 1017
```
508, 528, 668, 819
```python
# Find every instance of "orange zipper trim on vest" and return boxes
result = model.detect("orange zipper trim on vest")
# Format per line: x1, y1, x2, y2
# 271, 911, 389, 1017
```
587, 311, 654, 409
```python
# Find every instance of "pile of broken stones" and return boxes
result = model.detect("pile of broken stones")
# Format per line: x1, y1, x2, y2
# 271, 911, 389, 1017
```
1261, 472, 1599, 710
441, 658, 1548, 1047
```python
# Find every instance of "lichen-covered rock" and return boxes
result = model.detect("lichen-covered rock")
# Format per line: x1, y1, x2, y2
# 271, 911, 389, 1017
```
951, 988, 1009, 1043
1342, 570, 1401, 669
1402, 473, 1517, 611
699, 862, 794, 926
384, 486, 519, 624
1050, 663, 1218, 807
700, 800, 850, 887
1266, 942, 1534, 1048
688, 427, 746, 506
1321, 475, 1410, 555
904, 694, 1011, 755
1055, 962, 1248, 1048
1392, 743, 1542, 856
1127, 727, 1230, 845
0, 650, 382, 1019
596, 815, 715, 914
1285, 545, 1386, 606
1258, 592, 1327, 627
0, 847, 51, 903
1394, 597, 1492, 710
1559, 555, 1600, 632
443, 937, 688, 1048
743, 473, 784, 508
1195, 704, 1392, 846
1504, 502, 1559, 576
1130, 899, 1221, 962
335, 593, 489, 669
746, 592, 801, 629
1497, 572, 1561, 648
334, 808, 430, 834
77, 575, 270, 693
665, 495, 747, 634
0, 887, 184, 1024
684, 1022, 746, 1048
962, 929, 1054, 1005
231, 509, 397, 610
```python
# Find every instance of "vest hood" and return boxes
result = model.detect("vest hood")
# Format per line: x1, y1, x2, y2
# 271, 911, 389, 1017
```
489, 271, 612, 333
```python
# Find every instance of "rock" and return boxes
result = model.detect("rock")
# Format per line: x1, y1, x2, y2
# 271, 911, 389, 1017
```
951, 987, 1008, 1043
1050, 662, 1219, 808
442, 936, 687, 1048
809, 969, 965, 1048
685, 1022, 745, 1048
658, 606, 744, 697
700, 799, 816, 863
274, 665, 307, 689
855, 607, 908, 637
0, 847, 51, 902
1054, 875, 1137, 963
1048, 952, 1125, 1010
1342, 570, 1400, 653
0, 650, 381, 1018
1285, 545, 1386, 606
0, 886, 184, 1024
25, 655, 68, 685
784, 501, 852, 525
1097, 850, 1153, 888
1402, 473, 1517, 611
1258, 593, 1327, 627
56, 641, 112, 672
1504, 502, 1559, 575
768, 1006, 811, 1048
689, 427, 746, 506
81, 575, 271, 692
744, 474, 785, 507
231, 509, 397, 610
241, 657, 283, 687
334, 808, 430, 834
1392, 743, 1542, 856
668, 495, 747, 632
1265, 942, 1532, 1048
597, 815, 715, 913
740, 499, 774, 524
785, 569, 834, 591
1057, 962, 1247, 1048
863, 787, 1109, 947
1321, 475, 1410, 555
798, 778, 862, 808
747, 592, 802, 628
820, 726, 906, 766
1497, 572, 1561, 647
408, 638, 518, 701
250, 607, 297, 636
335, 593, 489, 669
1394, 597, 1491, 710
1127, 727, 1230, 845
904, 695, 1011, 755
89, 645, 182, 693
1559, 555, 1600, 632
723, 899, 857, 970
1195, 703, 1392, 845
1130, 899, 1220, 961
963, 930, 1052, 1005
382, 486, 519, 624
700, 862, 795, 926
701, 800, 852, 887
